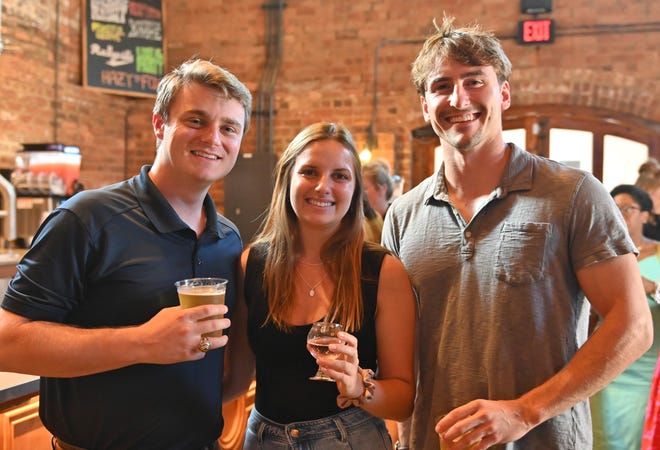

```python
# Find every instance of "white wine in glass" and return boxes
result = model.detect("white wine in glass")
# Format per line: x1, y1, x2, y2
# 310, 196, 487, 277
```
306, 321, 343, 381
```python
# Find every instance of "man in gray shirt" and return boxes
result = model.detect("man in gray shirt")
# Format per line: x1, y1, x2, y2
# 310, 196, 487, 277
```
383, 16, 652, 450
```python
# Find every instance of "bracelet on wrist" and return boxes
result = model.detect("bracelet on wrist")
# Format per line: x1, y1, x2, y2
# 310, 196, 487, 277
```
336, 367, 375, 408
395, 441, 410, 450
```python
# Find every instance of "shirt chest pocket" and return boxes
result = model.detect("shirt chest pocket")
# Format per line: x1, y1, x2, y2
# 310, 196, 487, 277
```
495, 222, 551, 285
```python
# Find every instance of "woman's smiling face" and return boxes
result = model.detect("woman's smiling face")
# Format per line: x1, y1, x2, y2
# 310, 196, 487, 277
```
289, 139, 356, 232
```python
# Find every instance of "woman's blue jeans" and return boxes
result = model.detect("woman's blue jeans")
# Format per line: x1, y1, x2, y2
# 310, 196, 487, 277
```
242, 407, 393, 450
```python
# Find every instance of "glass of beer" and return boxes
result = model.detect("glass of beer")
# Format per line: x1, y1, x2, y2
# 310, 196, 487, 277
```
439, 430, 481, 449
175, 277, 228, 337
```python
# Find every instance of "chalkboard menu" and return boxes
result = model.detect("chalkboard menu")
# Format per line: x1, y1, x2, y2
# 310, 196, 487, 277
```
83, 0, 165, 97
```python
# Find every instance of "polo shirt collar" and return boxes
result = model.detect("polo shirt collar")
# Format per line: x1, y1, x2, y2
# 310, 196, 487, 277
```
132, 165, 224, 237
426, 143, 534, 204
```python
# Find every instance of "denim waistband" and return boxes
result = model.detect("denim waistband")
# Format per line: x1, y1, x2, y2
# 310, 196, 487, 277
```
249, 407, 383, 445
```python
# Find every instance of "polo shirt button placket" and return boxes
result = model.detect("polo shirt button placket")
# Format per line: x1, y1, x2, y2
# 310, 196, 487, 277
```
461, 229, 474, 260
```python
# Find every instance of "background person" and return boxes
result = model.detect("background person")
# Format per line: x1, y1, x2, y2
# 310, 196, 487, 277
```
589, 184, 660, 450
382, 16, 652, 450
0, 59, 252, 450
225, 122, 416, 449
635, 158, 660, 241
363, 158, 394, 219
390, 174, 405, 202
363, 197, 384, 243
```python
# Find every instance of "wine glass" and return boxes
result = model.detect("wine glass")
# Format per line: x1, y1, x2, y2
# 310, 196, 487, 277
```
306, 321, 343, 381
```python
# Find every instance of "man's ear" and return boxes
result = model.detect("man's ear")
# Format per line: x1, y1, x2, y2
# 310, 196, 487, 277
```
420, 95, 431, 123
153, 113, 165, 140
501, 81, 511, 111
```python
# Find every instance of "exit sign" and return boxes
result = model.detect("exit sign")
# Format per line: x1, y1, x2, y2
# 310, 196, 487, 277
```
518, 19, 555, 45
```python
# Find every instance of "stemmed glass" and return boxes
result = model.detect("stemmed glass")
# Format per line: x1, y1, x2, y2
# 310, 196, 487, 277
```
306, 321, 343, 381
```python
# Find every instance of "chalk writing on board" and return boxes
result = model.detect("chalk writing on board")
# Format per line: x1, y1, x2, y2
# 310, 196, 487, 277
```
129, 1, 160, 19
90, 44, 134, 67
128, 18, 161, 41
99, 70, 160, 91
84, 0, 164, 97
90, 22, 124, 42
90, 0, 128, 24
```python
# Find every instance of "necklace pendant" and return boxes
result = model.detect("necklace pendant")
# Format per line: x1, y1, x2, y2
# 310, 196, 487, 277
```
296, 267, 325, 298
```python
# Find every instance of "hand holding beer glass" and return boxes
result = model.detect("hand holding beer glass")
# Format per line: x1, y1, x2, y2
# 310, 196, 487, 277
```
175, 277, 228, 338
437, 414, 483, 450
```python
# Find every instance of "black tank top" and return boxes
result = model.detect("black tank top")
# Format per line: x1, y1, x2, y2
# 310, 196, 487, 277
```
244, 242, 386, 423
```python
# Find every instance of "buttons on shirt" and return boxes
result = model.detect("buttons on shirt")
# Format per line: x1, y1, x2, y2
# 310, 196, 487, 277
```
461, 229, 474, 260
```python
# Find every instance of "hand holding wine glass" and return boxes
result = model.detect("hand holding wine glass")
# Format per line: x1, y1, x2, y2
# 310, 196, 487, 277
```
306, 321, 344, 381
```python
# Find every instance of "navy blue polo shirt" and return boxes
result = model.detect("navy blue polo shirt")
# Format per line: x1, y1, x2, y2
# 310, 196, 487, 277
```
2, 165, 242, 450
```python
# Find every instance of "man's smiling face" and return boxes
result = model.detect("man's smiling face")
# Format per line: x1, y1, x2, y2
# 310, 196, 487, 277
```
420, 59, 511, 153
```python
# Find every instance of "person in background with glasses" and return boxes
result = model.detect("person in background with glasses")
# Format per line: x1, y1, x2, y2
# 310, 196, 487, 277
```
223, 122, 416, 449
589, 184, 660, 450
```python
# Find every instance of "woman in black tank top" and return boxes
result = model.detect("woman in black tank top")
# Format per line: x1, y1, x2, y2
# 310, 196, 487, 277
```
223, 122, 416, 449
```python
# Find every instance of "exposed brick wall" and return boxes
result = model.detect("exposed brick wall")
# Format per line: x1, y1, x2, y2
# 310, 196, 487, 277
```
1, 0, 658, 199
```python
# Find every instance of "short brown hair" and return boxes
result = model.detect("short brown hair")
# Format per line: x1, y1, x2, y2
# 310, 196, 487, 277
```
411, 15, 512, 96
153, 58, 252, 135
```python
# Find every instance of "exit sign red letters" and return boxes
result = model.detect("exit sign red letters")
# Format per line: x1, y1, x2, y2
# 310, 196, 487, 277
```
517, 19, 555, 45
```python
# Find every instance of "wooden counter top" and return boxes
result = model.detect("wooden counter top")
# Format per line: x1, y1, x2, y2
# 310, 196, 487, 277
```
0, 372, 39, 406
0, 251, 24, 279
0, 251, 38, 408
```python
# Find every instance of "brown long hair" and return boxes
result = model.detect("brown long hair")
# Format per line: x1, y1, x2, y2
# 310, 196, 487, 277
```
252, 122, 365, 331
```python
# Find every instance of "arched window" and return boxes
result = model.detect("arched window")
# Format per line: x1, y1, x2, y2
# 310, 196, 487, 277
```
411, 105, 660, 189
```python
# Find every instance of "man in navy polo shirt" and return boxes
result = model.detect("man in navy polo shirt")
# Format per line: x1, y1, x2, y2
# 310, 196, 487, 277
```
0, 58, 252, 450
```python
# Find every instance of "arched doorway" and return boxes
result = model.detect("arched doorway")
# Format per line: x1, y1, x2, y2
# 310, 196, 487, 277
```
410, 105, 660, 188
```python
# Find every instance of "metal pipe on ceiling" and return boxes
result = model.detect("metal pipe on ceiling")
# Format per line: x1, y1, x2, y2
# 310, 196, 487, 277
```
255, 0, 285, 154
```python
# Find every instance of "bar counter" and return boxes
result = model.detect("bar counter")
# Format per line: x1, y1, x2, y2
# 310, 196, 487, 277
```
0, 251, 21, 279
0, 252, 36, 405
0, 372, 39, 406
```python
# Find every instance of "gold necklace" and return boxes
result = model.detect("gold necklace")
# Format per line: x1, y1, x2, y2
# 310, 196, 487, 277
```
298, 257, 324, 266
296, 268, 327, 297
